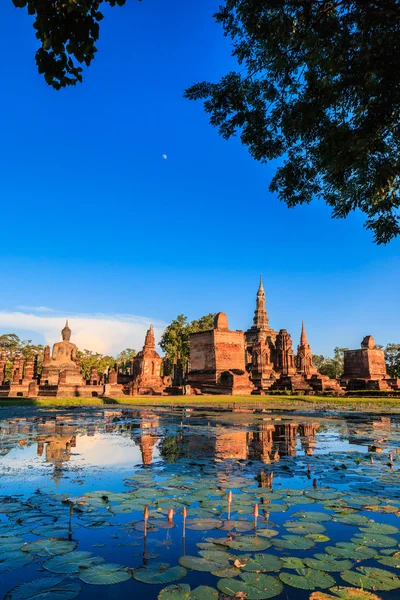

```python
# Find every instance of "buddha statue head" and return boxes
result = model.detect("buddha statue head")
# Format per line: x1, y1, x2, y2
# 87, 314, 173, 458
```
61, 320, 72, 342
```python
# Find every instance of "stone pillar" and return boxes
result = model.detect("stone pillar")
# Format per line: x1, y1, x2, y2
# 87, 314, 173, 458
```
24, 357, 35, 381
0, 352, 6, 385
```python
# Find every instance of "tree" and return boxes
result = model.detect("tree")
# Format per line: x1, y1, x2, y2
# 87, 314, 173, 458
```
77, 349, 116, 379
312, 347, 347, 379
0, 334, 45, 380
160, 313, 215, 374
185, 1, 400, 244
12, 0, 133, 89
116, 348, 137, 374
385, 343, 400, 378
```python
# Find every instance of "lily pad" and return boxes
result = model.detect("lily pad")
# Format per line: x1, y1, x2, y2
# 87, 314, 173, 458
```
0, 550, 34, 573
325, 544, 376, 560
134, 564, 187, 584
222, 535, 273, 552
22, 539, 77, 557
79, 562, 131, 585
309, 587, 382, 599
179, 554, 230, 572
279, 568, 335, 590
158, 584, 218, 600
217, 572, 284, 599
185, 518, 222, 531
304, 555, 353, 572
43, 551, 104, 573
283, 521, 326, 535
341, 566, 400, 591
280, 557, 306, 570
241, 553, 282, 572
4, 576, 81, 600
351, 533, 398, 548
292, 511, 332, 523
273, 535, 315, 550
377, 555, 400, 568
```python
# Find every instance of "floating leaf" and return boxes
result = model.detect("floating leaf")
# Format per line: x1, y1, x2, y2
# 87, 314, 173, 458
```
283, 521, 326, 535
0, 550, 34, 573
309, 587, 382, 599
304, 554, 353, 572
377, 555, 400, 568
325, 544, 376, 560
134, 564, 187, 584
79, 562, 131, 585
351, 533, 398, 548
185, 518, 222, 531
292, 511, 332, 523
359, 523, 399, 535
43, 551, 104, 574
241, 553, 282, 572
273, 535, 315, 550
279, 568, 335, 590
4, 576, 81, 600
217, 572, 284, 599
280, 557, 306, 570
222, 535, 273, 552
22, 539, 77, 557
179, 554, 229, 572
340, 567, 400, 591
210, 566, 241, 578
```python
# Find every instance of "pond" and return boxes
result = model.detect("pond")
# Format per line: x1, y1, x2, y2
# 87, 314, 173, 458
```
1, 405, 400, 600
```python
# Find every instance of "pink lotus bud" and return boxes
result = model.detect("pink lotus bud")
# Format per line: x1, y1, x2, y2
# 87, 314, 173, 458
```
168, 508, 174, 522
228, 491, 233, 503
253, 504, 259, 517
144, 505, 149, 520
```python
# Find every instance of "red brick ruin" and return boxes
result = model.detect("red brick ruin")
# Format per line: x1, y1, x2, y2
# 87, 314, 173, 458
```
0, 280, 398, 398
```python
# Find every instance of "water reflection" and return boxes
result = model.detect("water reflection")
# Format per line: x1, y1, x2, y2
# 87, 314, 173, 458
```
1, 407, 400, 600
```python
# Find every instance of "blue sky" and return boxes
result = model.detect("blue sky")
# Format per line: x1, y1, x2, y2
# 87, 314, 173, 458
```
0, 0, 399, 356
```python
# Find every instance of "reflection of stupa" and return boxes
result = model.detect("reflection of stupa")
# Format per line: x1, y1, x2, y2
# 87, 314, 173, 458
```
37, 434, 76, 486
215, 428, 249, 460
299, 423, 319, 456
133, 411, 159, 466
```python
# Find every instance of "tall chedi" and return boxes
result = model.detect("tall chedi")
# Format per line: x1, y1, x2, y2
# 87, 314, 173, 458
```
245, 276, 278, 351
296, 320, 318, 377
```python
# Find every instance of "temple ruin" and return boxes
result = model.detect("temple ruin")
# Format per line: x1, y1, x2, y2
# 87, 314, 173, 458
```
0, 280, 397, 398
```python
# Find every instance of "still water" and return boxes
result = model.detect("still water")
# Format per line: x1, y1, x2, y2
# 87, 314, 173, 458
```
1, 405, 400, 599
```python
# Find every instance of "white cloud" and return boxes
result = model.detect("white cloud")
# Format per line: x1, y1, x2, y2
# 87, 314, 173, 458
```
0, 311, 166, 356
16, 306, 56, 313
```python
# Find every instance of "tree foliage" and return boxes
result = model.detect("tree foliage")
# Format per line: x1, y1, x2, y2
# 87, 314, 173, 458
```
385, 343, 400, 378
185, 0, 400, 243
0, 333, 45, 380
160, 313, 215, 370
313, 347, 348, 379
77, 349, 116, 379
12, 0, 135, 89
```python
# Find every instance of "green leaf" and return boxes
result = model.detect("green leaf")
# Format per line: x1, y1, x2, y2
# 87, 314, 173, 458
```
222, 535, 273, 552
304, 555, 354, 572
179, 554, 230, 572
22, 539, 77, 557
241, 553, 282, 572
217, 572, 284, 599
273, 535, 315, 550
4, 576, 81, 600
43, 551, 104, 574
134, 564, 187, 584
79, 563, 131, 585
340, 567, 400, 590
325, 544, 376, 560
279, 568, 336, 590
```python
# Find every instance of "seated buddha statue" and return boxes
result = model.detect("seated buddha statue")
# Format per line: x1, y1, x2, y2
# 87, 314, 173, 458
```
51, 320, 79, 369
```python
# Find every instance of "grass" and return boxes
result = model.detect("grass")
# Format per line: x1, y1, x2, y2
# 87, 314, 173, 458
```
1, 395, 400, 408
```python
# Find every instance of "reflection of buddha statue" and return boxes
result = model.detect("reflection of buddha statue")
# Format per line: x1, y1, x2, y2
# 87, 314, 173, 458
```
51, 321, 78, 369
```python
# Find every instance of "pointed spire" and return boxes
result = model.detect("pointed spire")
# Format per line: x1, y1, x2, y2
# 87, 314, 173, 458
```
300, 320, 308, 345
258, 275, 265, 295
144, 324, 156, 349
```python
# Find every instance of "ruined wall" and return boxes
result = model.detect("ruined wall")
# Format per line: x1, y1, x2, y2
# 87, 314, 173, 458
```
189, 331, 216, 373
343, 348, 387, 380
214, 329, 247, 375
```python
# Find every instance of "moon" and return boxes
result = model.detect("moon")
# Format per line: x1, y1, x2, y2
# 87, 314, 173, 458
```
162, 154, 167, 160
